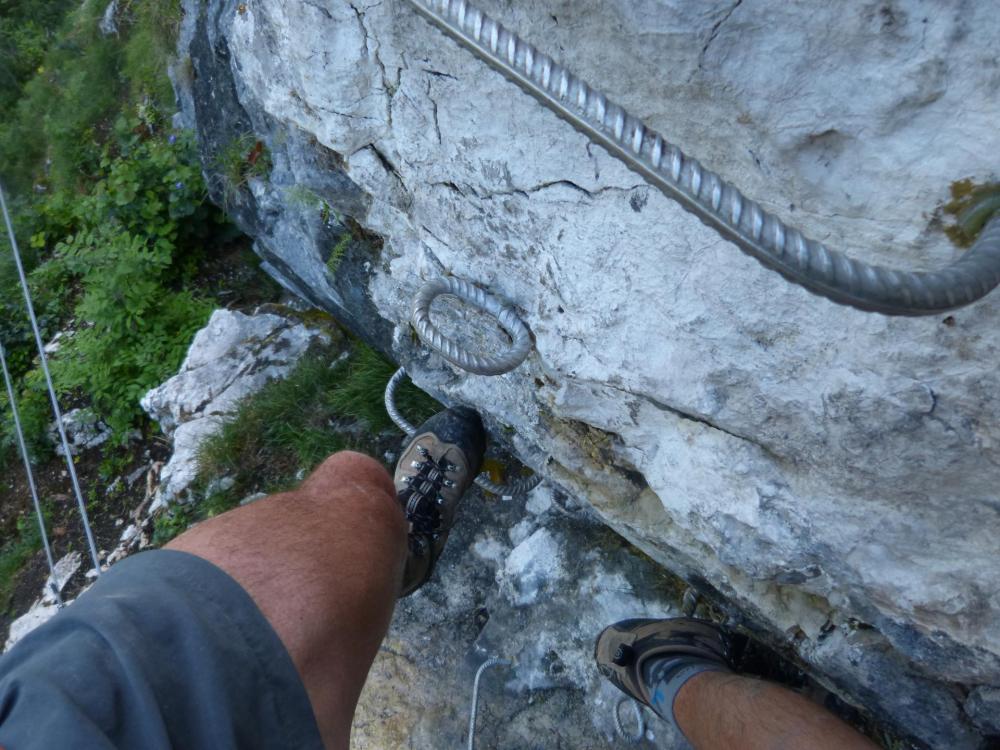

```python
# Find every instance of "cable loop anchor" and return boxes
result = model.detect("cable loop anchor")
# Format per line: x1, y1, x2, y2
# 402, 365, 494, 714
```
411, 277, 532, 375
385, 367, 542, 497
614, 698, 647, 744
467, 656, 511, 750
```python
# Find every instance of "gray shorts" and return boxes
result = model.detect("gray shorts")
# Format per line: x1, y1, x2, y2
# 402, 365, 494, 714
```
0, 550, 324, 749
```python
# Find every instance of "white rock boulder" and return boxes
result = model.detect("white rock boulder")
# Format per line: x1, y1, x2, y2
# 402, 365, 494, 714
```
141, 308, 329, 507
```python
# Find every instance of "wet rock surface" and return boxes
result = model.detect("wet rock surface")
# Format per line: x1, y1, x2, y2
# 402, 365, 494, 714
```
175, 1, 1000, 746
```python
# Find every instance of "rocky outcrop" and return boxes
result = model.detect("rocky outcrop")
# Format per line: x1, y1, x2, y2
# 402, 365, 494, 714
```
141, 308, 329, 507
173, 1, 1000, 746
50, 408, 113, 457
355, 481, 688, 748
4, 551, 82, 652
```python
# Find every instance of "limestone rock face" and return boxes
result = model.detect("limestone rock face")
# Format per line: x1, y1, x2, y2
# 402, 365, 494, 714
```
141, 308, 329, 506
175, 1, 1000, 746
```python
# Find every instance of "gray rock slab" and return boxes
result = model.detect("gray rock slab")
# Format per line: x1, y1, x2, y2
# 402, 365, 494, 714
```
353, 481, 688, 749
176, 1, 1000, 745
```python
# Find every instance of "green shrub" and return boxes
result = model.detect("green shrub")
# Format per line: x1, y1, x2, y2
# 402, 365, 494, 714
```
179, 341, 441, 541
121, 0, 184, 107
22, 124, 219, 437
50, 227, 211, 435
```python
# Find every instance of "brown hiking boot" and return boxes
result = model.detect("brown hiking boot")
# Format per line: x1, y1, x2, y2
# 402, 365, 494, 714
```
594, 618, 732, 708
395, 407, 486, 596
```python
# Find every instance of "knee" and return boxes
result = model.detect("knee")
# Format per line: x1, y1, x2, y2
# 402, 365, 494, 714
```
307, 450, 395, 498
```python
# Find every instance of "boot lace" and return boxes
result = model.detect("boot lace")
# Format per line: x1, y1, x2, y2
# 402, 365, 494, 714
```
400, 445, 459, 538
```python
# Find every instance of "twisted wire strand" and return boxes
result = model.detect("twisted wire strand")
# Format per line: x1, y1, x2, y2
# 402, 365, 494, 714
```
403, 0, 1000, 316
385, 367, 541, 497
615, 698, 647, 744
0, 185, 102, 574
0, 341, 62, 605
467, 656, 511, 750
411, 277, 532, 375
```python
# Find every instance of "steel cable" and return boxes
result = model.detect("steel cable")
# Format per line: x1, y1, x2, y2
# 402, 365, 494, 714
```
615, 698, 647, 744
0, 185, 102, 574
411, 277, 532, 376
0, 340, 62, 604
467, 656, 511, 750
402, 0, 1000, 316
385, 367, 542, 496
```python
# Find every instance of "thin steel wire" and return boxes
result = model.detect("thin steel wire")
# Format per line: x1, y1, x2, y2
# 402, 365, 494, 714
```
0, 185, 102, 574
402, 0, 1000, 316
384, 367, 542, 497
411, 277, 532, 375
0, 340, 62, 604
467, 656, 511, 750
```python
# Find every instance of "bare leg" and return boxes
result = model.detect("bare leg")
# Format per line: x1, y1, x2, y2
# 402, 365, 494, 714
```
673, 671, 879, 750
166, 451, 406, 750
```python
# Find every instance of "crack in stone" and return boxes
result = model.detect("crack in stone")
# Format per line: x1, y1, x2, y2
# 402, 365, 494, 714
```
302, 0, 333, 20
700, 0, 743, 68
475, 180, 646, 200
430, 180, 466, 196
601, 380, 782, 460
421, 68, 458, 81
363, 143, 408, 193
348, 0, 393, 126
426, 79, 443, 144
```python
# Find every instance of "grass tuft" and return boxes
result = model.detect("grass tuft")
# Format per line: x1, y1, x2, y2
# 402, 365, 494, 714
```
216, 133, 273, 204
148, 339, 442, 546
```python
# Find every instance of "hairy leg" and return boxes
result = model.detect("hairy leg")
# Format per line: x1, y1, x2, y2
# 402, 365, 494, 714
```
673, 671, 879, 750
167, 451, 406, 750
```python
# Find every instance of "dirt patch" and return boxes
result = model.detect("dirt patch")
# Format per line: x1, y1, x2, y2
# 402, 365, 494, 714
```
0, 437, 172, 635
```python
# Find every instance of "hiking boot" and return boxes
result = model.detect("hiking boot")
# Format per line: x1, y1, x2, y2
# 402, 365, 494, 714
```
594, 617, 732, 708
395, 407, 486, 596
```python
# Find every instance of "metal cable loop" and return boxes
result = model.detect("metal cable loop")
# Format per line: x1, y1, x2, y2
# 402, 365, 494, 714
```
403, 0, 1000, 316
1, 185, 102, 574
385, 367, 542, 497
472, 470, 541, 497
411, 277, 532, 375
615, 698, 647, 744
467, 656, 511, 750
385, 367, 419, 437
0, 341, 62, 605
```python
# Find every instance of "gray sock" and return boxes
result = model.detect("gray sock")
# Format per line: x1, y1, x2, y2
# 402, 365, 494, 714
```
642, 655, 731, 736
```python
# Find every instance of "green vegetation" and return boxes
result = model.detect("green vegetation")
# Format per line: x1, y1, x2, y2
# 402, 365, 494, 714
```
0, 514, 45, 612
943, 179, 1000, 247
0, 0, 236, 462
326, 232, 351, 276
216, 133, 273, 204
152, 340, 440, 545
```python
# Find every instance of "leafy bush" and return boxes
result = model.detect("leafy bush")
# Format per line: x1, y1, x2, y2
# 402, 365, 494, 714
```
0, 0, 77, 112
0, 0, 184, 195
23, 123, 218, 437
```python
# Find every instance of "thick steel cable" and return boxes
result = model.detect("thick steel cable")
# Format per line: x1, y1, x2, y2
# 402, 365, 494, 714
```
402, 0, 1000, 316
385, 367, 542, 496
615, 698, 647, 744
467, 656, 511, 750
385, 366, 419, 437
0, 341, 62, 604
411, 277, 532, 375
0, 185, 102, 574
